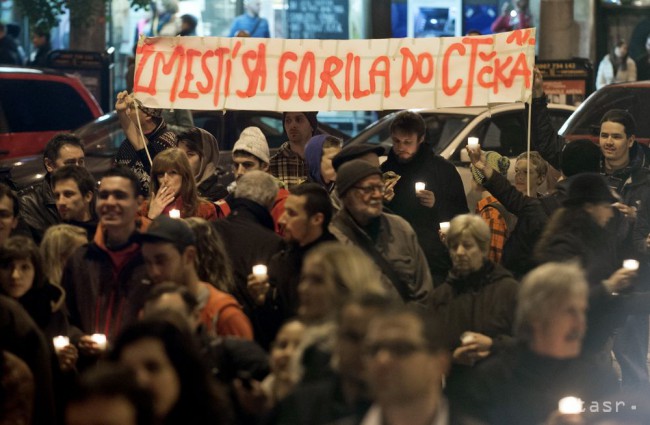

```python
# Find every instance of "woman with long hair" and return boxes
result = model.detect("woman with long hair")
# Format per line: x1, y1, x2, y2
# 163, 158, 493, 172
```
596, 39, 637, 89
110, 317, 233, 424
40, 224, 88, 287
184, 217, 235, 293
140, 148, 217, 222
0, 236, 77, 371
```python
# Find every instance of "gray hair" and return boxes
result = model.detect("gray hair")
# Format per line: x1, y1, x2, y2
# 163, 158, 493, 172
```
447, 214, 491, 256
514, 262, 588, 343
234, 170, 278, 210
305, 242, 385, 302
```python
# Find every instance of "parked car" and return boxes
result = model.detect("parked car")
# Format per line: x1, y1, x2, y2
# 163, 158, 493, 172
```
0, 66, 103, 159
559, 80, 650, 145
3, 109, 348, 190
346, 102, 576, 209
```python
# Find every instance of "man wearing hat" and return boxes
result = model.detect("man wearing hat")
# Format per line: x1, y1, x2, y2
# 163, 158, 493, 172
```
330, 159, 433, 307
270, 111, 318, 188
214, 126, 288, 234
114, 90, 177, 197
331, 143, 385, 171
140, 215, 253, 339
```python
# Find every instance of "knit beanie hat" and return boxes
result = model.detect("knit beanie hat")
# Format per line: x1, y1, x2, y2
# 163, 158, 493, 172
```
284, 112, 319, 134
563, 173, 618, 207
470, 151, 510, 185
336, 159, 382, 197
233, 126, 270, 164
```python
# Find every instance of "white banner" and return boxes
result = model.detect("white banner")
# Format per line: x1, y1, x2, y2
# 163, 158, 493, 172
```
133, 28, 536, 111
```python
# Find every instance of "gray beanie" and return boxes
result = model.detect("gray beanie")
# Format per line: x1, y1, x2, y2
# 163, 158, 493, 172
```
233, 126, 270, 164
336, 159, 382, 197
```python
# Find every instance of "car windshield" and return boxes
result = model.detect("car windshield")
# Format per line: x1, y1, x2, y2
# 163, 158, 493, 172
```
351, 111, 473, 154
560, 86, 650, 142
75, 113, 124, 156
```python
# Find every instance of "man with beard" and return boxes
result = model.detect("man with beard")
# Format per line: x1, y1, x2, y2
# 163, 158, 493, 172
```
381, 111, 468, 285
247, 183, 337, 338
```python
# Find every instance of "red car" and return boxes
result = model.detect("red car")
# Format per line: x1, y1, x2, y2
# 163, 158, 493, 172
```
0, 66, 103, 158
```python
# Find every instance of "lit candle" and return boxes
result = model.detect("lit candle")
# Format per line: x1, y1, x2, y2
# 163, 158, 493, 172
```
467, 137, 480, 151
460, 332, 475, 345
558, 396, 583, 414
169, 209, 181, 219
252, 264, 268, 278
623, 259, 639, 271
52, 336, 70, 353
439, 222, 450, 233
90, 333, 107, 350
415, 182, 426, 192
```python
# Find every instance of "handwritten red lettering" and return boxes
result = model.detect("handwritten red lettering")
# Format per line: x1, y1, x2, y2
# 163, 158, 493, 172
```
237, 43, 267, 98
178, 49, 202, 99
298, 52, 315, 101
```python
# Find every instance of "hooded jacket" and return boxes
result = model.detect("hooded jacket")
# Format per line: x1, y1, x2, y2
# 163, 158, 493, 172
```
193, 128, 228, 201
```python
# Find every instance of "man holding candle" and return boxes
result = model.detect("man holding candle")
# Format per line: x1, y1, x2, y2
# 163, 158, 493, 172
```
62, 167, 151, 353
381, 111, 468, 285
330, 160, 433, 307
140, 215, 253, 339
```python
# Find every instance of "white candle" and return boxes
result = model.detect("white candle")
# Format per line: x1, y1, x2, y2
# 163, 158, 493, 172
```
439, 222, 450, 233
558, 396, 583, 414
623, 259, 639, 271
415, 182, 426, 192
252, 264, 268, 278
460, 332, 475, 345
467, 137, 480, 151
90, 333, 107, 350
169, 209, 181, 219
52, 336, 70, 353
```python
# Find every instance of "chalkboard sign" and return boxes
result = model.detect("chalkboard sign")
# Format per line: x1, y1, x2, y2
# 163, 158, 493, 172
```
286, 0, 349, 39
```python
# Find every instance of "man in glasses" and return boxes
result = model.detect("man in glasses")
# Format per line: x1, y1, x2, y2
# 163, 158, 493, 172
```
18, 133, 87, 242
361, 305, 454, 425
330, 159, 433, 307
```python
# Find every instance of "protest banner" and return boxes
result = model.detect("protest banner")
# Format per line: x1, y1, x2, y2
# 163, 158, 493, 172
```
133, 28, 536, 111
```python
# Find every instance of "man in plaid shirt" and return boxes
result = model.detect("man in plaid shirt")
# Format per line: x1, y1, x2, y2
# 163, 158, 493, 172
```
270, 112, 318, 187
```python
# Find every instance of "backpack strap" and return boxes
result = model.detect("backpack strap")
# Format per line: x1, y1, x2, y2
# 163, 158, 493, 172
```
215, 200, 231, 218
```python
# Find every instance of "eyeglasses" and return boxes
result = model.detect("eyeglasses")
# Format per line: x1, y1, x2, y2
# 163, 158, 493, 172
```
364, 340, 427, 358
353, 184, 386, 195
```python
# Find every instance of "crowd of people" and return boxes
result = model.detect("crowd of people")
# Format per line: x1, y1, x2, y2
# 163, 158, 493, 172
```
1, 68, 650, 425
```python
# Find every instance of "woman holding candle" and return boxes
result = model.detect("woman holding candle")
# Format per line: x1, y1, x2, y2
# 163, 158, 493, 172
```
431, 214, 519, 369
535, 173, 644, 366
139, 148, 217, 222
0, 236, 78, 371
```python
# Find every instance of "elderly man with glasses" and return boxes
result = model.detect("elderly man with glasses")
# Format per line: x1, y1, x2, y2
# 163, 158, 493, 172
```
330, 159, 433, 308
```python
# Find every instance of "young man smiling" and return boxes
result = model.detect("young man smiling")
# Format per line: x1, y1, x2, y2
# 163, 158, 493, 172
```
63, 167, 150, 354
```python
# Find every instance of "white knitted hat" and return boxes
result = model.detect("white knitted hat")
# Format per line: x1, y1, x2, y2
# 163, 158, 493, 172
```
232, 126, 270, 164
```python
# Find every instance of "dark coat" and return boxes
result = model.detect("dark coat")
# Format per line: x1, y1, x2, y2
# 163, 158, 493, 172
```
62, 232, 151, 340
450, 343, 618, 425
382, 143, 469, 283
17, 176, 59, 243
431, 261, 518, 351
482, 171, 548, 278
212, 198, 284, 347
0, 295, 56, 425
535, 208, 625, 355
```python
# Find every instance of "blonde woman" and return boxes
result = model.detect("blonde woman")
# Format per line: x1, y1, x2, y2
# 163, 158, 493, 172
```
40, 224, 88, 288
